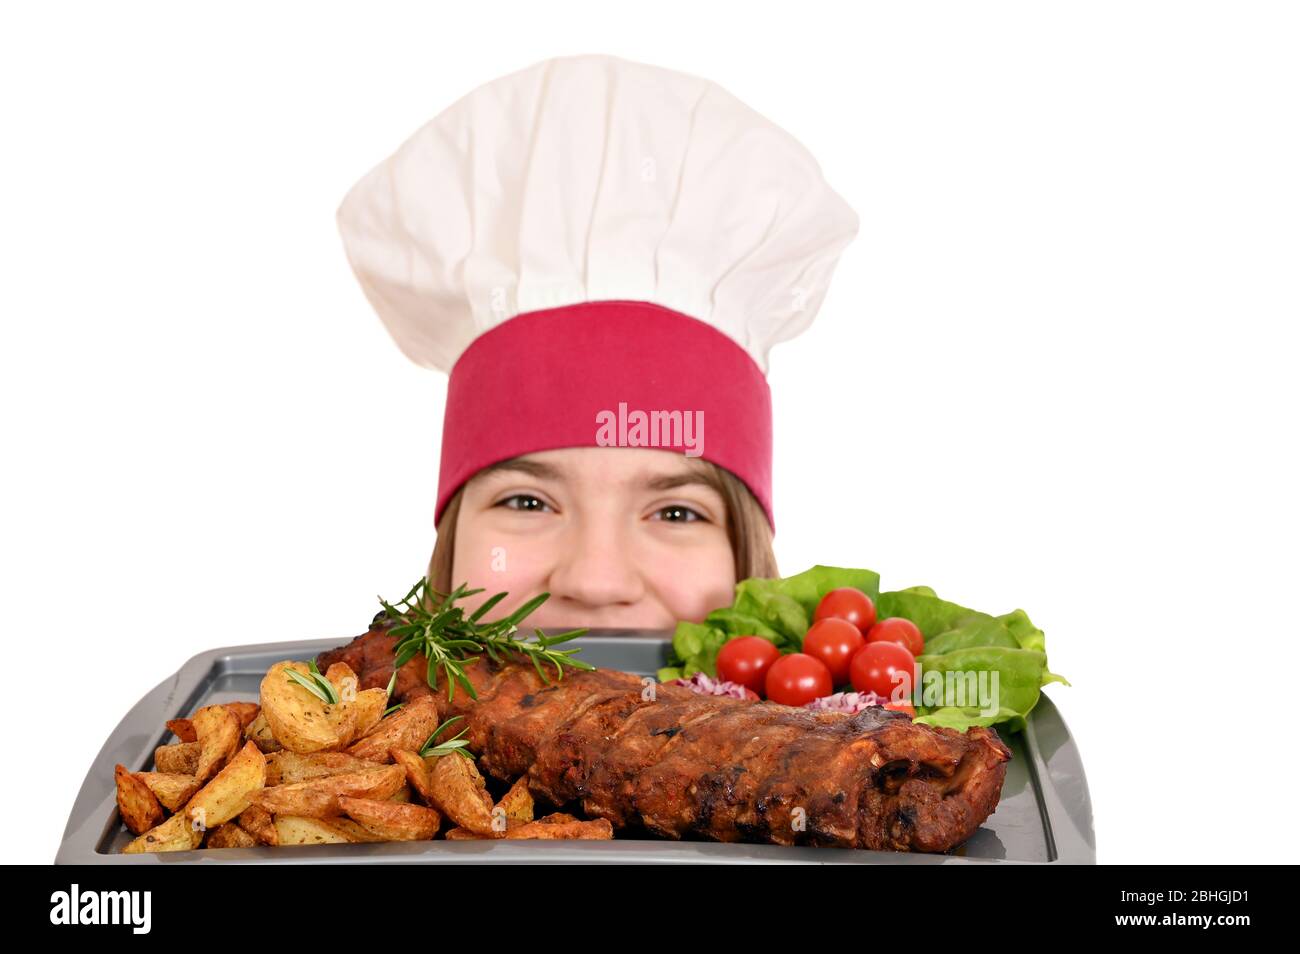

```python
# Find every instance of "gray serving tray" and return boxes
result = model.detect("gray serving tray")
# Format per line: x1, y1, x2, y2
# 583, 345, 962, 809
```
56, 632, 1094, 864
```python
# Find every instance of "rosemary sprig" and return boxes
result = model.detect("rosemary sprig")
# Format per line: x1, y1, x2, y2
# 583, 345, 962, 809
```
376, 577, 594, 703
285, 659, 340, 705
420, 715, 474, 761
379, 669, 402, 717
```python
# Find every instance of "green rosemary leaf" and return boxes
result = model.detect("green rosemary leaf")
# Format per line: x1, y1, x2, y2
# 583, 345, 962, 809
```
285, 668, 336, 705
394, 579, 423, 605
428, 715, 464, 741
442, 638, 482, 652
428, 738, 470, 752
423, 740, 476, 760
502, 592, 550, 626
454, 668, 478, 701
312, 670, 341, 705
468, 591, 508, 622
420, 717, 474, 759
560, 653, 596, 672
539, 627, 587, 645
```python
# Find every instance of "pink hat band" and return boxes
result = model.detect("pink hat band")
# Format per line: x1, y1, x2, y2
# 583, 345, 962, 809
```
437, 300, 774, 533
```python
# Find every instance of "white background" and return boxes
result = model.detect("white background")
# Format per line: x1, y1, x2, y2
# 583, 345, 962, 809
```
3, 1, 1296, 864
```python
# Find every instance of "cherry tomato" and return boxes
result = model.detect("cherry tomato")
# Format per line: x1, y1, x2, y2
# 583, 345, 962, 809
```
802, 617, 865, 686
850, 641, 917, 702
865, 616, 925, 656
716, 636, 781, 695
814, 587, 877, 634
765, 653, 834, 707
884, 701, 917, 719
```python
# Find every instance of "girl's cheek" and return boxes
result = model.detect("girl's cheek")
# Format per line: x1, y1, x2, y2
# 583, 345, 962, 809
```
644, 545, 735, 624
452, 530, 548, 619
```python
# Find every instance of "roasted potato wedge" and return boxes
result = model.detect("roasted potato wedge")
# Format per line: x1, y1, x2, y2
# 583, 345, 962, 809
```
443, 827, 484, 840
249, 764, 406, 818
343, 688, 389, 740
273, 815, 355, 846
184, 740, 267, 829
346, 694, 440, 762
265, 750, 380, 786
114, 764, 164, 835
205, 822, 258, 849
123, 812, 203, 853
503, 816, 614, 840
238, 804, 278, 846
447, 811, 579, 842
223, 701, 261, 729
192, 704, 242, 782
324, 663, 360, 697
327, 817, 386, 843
317, 689, 388, 750
445, 812, 584, 841
391, 748, 435, 804
244, 711, 283, 753
154, 741, 200, 774
136, 772, 200, 812
260, 661, 346, 754
498, 776, 535, 824
338, 796, 441, 841
165, 718, 197, 743
320, 662, 373, 746
426, 753, 495, 835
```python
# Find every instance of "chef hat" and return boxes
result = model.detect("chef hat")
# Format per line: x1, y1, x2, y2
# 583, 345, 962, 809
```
338, 54, 858, 534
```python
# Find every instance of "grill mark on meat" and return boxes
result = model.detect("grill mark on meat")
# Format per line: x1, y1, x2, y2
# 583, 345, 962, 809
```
316, 630, 1013, 852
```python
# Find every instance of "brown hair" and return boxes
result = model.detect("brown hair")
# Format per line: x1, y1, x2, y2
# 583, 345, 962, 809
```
426, 457, 777, 593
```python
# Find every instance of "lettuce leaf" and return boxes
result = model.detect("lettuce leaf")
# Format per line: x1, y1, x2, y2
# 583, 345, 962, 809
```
756, 565, 881, 616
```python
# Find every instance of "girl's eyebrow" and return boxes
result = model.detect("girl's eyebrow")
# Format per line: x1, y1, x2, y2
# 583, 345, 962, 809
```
480, 456, 716, 494
642, 472, 716, 493
478, 458, 565, 482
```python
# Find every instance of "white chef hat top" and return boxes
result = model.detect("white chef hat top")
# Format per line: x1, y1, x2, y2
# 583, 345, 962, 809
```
336, 53, 859, 376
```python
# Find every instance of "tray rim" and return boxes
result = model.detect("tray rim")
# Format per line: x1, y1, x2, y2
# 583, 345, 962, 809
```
55, 633, 1094, 865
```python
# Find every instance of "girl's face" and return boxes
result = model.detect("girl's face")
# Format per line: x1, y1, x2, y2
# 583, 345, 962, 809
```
451, 447, 736, 630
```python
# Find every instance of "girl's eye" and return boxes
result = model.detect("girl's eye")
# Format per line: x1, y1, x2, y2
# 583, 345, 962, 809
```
652, 505, 705, 524
496, 494, 552, 513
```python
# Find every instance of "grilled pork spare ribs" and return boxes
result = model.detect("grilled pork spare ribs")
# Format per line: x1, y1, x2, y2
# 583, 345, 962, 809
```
317, 628, 1012, 853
